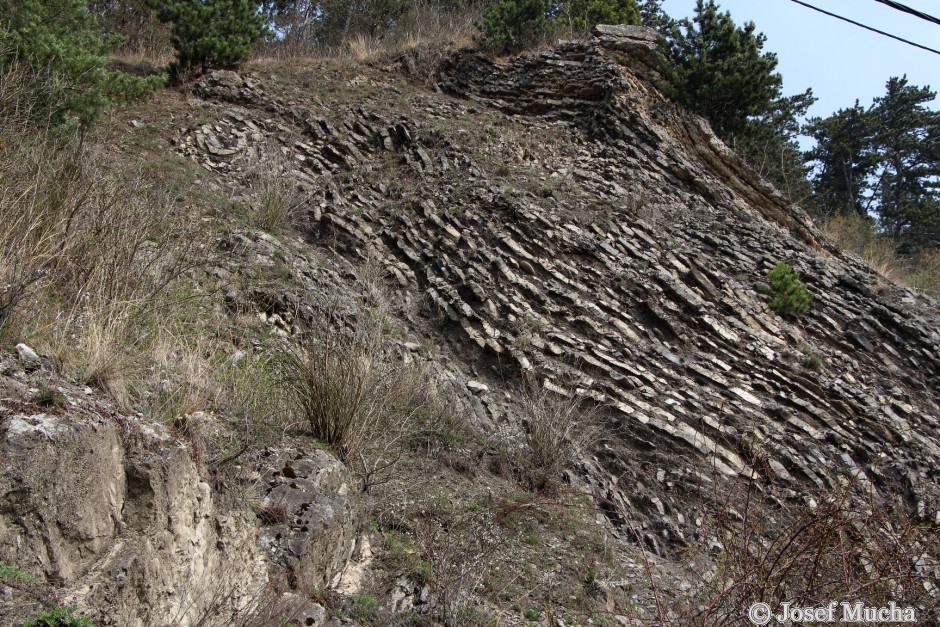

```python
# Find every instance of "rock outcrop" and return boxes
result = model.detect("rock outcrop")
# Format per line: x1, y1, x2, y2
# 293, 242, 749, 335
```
0, 349, 363, 626
4, 23, 939, 624
176, 27, 940, 552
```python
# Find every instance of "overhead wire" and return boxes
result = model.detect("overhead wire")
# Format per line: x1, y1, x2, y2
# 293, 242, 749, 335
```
872, 0, 940, 28
787, 0, 940, 56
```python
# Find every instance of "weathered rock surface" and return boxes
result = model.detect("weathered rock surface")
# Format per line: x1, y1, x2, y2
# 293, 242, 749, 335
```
178, 29, 940, 558
0, 385, 264, 625
258, 448, 363, 593
0, 349, 362, 627
5, 24, 939, 624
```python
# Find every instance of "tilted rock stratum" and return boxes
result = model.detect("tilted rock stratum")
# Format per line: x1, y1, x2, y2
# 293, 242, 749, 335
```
3, 24, 939, 625
180, 26, 940, 535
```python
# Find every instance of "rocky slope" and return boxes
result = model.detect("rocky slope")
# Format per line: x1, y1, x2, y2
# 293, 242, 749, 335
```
2, 24, 939, 626
181, 27, 939, 521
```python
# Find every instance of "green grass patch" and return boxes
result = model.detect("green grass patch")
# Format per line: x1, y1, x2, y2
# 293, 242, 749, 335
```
0, 562, 37, 583
24, 606, 92, 627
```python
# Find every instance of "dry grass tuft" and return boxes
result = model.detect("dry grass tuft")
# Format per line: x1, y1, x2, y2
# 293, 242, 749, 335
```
278, 313, 433, 491
246, 146, 306, 232
824, 214, 940, 299
824, 214, 905, 282
516, 385, 601, 492
251, 3, 483, 63
906, 249, 940, 299
347, 34, 382, 61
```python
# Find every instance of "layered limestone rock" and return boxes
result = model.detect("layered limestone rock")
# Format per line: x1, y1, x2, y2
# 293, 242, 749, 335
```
177, 29, 940, 559
0, 349, 362, 627
0, 401, 262, 625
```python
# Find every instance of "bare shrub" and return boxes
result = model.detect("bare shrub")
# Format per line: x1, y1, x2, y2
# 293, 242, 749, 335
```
353, 360, 434, 493
391, 1, 484, 50
279, 327, 383, 461
413, 505, 513, 626
683, 479, 940, 625
88, 0, 174, 63
516, 385, 601, 492
252, 2, 483, 61
228, 585, 326, 627
0, 48, 72, 125
278, 319, 432, 491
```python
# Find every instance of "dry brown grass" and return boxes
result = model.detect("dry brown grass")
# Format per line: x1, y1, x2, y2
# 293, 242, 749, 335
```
246, 145, 306, 232
906, 249, 940, 299
823, 214, 940, 299
0, 86, 218, 416
347, 34, 382, 61
824, 214, 906, 282
0, 129, 200, 321
251, 3, 483, 63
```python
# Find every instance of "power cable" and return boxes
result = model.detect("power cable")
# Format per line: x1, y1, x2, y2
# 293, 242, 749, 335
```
788, 0, 940, 56
873, 0, 940, 28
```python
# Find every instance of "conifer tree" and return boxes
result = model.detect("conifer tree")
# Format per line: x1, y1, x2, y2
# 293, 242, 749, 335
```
660, 1, 813, 203
804, 102, 875, 218
662, 0, 813, 143
0, 0, 162, 128
806, 77, 940, 250
154, 0, 265, 76
637, 0, 672, 32
870, 77, 940, 250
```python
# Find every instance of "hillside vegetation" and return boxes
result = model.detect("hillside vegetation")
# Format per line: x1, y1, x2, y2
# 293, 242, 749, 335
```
1, 1, 939, 626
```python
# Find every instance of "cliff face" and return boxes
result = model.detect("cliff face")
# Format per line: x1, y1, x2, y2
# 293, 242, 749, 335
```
2, 26, 939, 625
184, 28, 939, 507
0, 354, 362, 626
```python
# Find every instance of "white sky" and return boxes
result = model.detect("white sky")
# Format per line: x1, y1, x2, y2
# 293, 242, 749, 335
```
660, 0, 940, 125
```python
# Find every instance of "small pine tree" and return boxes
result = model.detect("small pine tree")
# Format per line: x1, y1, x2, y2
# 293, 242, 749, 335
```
0, 0, 163, 128
565, 0, 641, 33
154, 0, 265, 76
766, 261, 813, 317
478, 0, 553, 53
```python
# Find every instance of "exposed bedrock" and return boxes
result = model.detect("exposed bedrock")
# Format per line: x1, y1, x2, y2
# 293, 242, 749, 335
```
176, 29, 940, 552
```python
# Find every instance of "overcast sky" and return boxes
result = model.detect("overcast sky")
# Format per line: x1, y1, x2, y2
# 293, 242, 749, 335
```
660, 0, 940, 125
